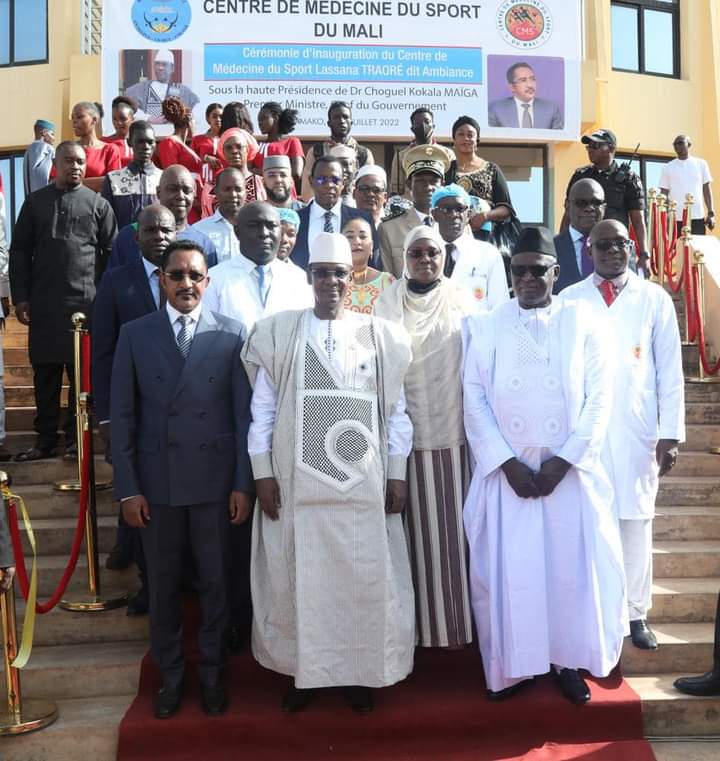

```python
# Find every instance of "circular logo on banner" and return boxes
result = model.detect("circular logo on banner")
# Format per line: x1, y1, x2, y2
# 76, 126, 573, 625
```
496, 0, 553, 49
131, 1, 191, 43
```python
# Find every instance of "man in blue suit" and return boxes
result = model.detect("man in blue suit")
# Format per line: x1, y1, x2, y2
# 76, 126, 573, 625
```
92, 204, 176, 612
553, 179, 606, 294
291, 155, 379, 270
111, 239, 254, 719
488, 62, 563, 130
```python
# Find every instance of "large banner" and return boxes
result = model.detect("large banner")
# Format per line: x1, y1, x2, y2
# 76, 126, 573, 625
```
102, 0, 581, 140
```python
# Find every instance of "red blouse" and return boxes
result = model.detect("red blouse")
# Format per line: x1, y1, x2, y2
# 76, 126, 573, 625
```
101, 136, 133, 168
50, 141, 122, 179
251, 136, 304, 171
155, 137, 203, 175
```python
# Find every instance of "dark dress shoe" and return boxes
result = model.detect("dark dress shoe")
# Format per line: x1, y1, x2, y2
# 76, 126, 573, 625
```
201, 683, 228, 716
629, 619, 658, 650
554, 668, 591, 705
342, 686, 374, 713
281, 686, 316, 713
106, 542, 132, 571
154, 684, 182, 719
126, 587, 149, 617
62, 443, 78, 462
0, 443, 13, 462
486, 677, 535, 701
674, 670, 720, 696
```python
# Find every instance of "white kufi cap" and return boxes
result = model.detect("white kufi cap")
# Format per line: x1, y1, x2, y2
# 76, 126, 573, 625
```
355, 164, 387, 186
308, 232, 352, 267
154, 48, 175, 64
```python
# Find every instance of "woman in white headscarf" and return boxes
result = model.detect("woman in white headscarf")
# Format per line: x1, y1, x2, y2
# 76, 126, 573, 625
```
374, 225, 475, 649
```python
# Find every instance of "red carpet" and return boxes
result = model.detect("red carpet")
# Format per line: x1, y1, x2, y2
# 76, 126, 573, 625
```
117, 638, 656, 761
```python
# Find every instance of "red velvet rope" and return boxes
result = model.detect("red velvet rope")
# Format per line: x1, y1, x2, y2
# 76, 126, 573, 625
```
81, 332, 91, 392
8, 427, 91, 614
691, 265, 720, 375
649, 203, 659, 276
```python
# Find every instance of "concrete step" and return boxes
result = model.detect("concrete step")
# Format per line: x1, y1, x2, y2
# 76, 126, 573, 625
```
673, 452, 720, 476
628, 673, 720, 736
0, 640, 146, 700
651, 740, 720, 761
683, 344, 699, 373
654, 506, 720, 541
3, 331, 32, 348
6, 406, 70, 431
683, 425, 720, 451
16, 601, 148, 646
5, 429, 105, 456
5, 365, 34, 384
653, 541, 720, 577
5, 385, 69, 406
621, 623, 714, 675
16, 515, 118, 556
685, 403, 720, 425
4, 317, 28, 333
3, 456, 113, 486
9, 482, 116, 519
656, 477, 720, 506
650, 577, 719, 623
31, 552, 138, 597
3, 694, 133, 761
685, 382, 720, 403
4, 347, 31, 365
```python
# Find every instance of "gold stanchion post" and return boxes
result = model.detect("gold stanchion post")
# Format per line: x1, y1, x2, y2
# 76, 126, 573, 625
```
0, 471, 58, 735
648, 188, 657, 261
681, 225, 692, 345
657, 193, 667, 288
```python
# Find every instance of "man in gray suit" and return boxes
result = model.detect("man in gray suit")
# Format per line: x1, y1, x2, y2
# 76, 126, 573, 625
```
488, 62, 563, 130
111, 239, 254, 719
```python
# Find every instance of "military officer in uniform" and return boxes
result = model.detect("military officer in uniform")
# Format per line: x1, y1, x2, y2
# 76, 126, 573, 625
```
378, 145, 450, 278
561, 129, 648, 272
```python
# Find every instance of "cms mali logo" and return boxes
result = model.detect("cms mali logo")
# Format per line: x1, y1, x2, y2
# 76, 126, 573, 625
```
496, 0, 553, 49
132, 0, 192, 43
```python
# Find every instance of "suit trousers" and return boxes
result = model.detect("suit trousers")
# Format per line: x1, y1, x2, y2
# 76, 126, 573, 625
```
229, 516, 253, 629
32, 363, 76, 449
620, 518, 653, 621
141, 501, 230, 688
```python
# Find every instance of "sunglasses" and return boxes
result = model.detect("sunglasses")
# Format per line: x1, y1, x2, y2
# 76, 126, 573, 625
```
573, 198, 605, 209
434, 205, 468, 216
593, 238, 632, 252
310, 267, 351, 279
510, 263, 556, 278
163, 270, 207, 283
355, 185, 385, 195
313, 176, 343, 186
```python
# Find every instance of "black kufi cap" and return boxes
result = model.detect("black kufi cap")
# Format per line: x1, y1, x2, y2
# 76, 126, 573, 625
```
511, 226, 557, 258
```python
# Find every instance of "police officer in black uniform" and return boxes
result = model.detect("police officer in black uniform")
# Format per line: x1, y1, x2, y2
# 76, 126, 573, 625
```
562, 129, 649, 272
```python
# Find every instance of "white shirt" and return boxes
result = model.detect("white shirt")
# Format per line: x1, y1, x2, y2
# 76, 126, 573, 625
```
446, 235, 509, 311
658, 156, 712, 219
142, 256, 162, 308
414, 207, 434, 226
203, 253, 312, 333
569, 225, 587, 273
192, 210, 240, 264
166, 302, 201, 342
514, 98, 534, 128
248, 314, 413, 458
308, 199, 343, 244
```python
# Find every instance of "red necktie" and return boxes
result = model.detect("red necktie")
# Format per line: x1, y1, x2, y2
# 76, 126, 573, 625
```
599, 279, 616, 306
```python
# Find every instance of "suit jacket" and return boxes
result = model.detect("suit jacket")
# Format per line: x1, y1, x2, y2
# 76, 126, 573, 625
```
378, 209, 428, 278
111, 308, 253, 506
554, 230, 583, 294
291, 202, 380, 270
488, 97, 563, 130
92, 257, 159, 422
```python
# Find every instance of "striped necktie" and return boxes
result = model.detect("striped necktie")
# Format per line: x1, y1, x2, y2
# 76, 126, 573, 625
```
176, 315, 193, 358
323, 210, 334, 233
521, 104, 532, 128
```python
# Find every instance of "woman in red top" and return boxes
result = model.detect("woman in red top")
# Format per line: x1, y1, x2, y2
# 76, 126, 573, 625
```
101, 96, 137, 168
155, 97, 203, 174
190, 102, 223, 182
252, 102, 304, 190
65, 101, 122, 192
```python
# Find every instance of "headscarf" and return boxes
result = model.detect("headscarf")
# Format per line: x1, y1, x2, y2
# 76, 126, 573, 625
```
374, 225, 474, 450
218, 128, 258, 163
277, 208, 301, 228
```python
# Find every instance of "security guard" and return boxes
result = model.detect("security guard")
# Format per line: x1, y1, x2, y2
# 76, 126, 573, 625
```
378, 144, 450, 277
563, 129, 649, 271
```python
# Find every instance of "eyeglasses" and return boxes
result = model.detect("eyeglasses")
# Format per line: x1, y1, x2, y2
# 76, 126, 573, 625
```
163, 270, 207, 283
313, 176, 343, 186
407, 249, 442, 260
593, 238, 632, 252
310, 267, 351, 279
572, 198, 605, 209
356, 185, 385, 195
510, 263, 556, 278
433, 205, 468, 216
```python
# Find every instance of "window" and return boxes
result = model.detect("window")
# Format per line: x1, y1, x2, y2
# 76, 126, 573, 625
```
0, 153, 27, 244
0, 0, 49, 67
611, 1, 679, 78
615, 153, 670, 218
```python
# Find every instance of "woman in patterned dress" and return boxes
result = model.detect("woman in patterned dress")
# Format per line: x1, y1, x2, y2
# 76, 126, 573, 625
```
341, 217, 394, 313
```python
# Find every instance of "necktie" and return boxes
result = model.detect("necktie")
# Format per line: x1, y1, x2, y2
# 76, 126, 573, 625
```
256, 264, 270, 306
580, 236, 594, 276
599, 279, 616, 307
176, 315, 193, 358
444, 243, 456, 277
323, 210, 334, 233
424, 216, 433, 227
521, 104, 532, 128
